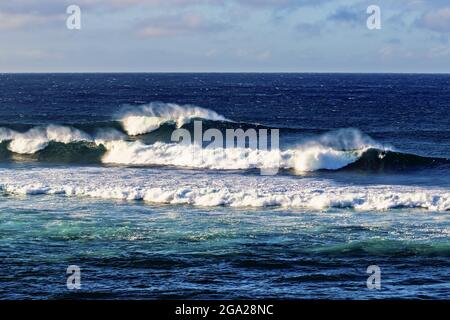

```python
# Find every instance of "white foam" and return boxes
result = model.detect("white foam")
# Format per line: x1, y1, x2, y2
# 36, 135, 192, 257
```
121, 116, 166, 136
101, 140, 362, 172
0, 166, 448, 211
45, 124, 91, 144
118, 102, 229, 135
101, 140, 285, 170
9, 136, 49, 154
3, 125, 92, 154
0, 125, 124, 154
293, 145, 361, 172
7, 127, 50, 154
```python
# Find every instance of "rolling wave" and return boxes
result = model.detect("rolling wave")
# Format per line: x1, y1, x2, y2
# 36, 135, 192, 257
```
344, 148, 450, 171
100, 140, 363, 172
0, 141, 105, 163
0, 139, 448, 173
0, 103, 448, 172
117, 102, 231, 135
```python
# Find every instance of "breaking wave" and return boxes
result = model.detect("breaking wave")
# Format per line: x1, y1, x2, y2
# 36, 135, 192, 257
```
100, 140, 364, 172
0, 129, 448, 172
118, 102, 230, 135
0, 125, 92, 154
0, 103, 448, 172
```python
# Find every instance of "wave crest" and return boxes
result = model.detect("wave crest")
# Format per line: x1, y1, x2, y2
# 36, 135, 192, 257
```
101, 128, 374, 172
118, 102, 229, 135
101, 140, 363, 172
2, 125, 91, 154
0, 116, 447, 173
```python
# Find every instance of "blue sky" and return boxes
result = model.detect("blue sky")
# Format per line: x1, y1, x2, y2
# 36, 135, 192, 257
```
0, 0, 449, 72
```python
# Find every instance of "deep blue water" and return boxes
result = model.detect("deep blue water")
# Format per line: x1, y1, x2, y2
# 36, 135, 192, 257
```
0, 73, 449, 299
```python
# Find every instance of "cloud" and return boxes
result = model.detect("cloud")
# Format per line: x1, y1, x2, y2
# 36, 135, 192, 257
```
0, 0, 322, 33
137, 13, 230, 38
293, 4, 364, 36
234, 0, 325, 8
0, 0, 324, 13
379, 46, 414, 60
3, 0, 450, 72
0, 11, 61, 30
428, 45, 450, 58
295, 22, 322, 36
328, 6, 363, 26
417, 6, 450, 33
235, 48, 272, 61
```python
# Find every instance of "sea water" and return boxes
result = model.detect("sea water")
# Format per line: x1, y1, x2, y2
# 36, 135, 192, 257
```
0, 73, 449, 299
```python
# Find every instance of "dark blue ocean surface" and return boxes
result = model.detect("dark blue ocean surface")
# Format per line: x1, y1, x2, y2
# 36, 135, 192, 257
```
1, 73, 449, 156
0, 73, 449, 299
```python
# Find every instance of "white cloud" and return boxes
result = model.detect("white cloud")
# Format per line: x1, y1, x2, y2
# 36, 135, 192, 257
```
0, 11, 60, 30
417, 6, 450, 32
428, 45, 450, 58
236, 48, 272, 61
379, 46, 414, 59
137, 13, 230, 38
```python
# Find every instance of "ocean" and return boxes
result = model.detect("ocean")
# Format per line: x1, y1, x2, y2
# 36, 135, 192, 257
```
0, 73, 449, 299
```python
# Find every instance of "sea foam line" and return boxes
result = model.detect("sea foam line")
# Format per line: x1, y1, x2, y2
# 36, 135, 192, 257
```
1, 181, 448, 211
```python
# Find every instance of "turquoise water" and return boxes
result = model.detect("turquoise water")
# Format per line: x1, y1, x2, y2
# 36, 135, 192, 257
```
1, 192, 449, 299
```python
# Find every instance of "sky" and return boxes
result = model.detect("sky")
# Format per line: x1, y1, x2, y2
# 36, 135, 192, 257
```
0, 0, 450, 73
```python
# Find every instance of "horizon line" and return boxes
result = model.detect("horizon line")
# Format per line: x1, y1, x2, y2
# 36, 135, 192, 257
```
1, 71, 450, 75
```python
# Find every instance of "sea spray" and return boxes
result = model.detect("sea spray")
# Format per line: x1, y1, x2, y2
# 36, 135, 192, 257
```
118, 102, 230, 135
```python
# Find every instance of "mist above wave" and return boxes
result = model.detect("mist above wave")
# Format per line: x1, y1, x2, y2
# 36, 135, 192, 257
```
118, 102, 230, 136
